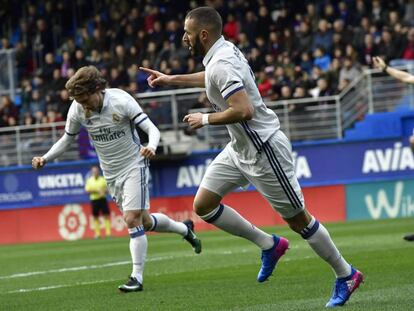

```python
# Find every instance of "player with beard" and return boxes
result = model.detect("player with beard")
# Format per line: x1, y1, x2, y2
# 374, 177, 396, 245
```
140, 6, 364, 307
373, 56, 414, 242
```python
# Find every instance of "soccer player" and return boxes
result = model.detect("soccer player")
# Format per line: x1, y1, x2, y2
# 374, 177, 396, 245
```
373, 56, 414, 242
140, 7, 363, 307
85, 165, 111, 239
32, 66, 201, 293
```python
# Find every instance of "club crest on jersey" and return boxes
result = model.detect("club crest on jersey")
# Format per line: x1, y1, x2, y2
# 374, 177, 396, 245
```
112, 113, 121, 123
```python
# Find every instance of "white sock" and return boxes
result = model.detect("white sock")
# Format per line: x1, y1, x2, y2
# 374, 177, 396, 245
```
200, 204, 274, 250
301, 217, 351, 278
128, 225, 147, 284
149, 213, 188, 236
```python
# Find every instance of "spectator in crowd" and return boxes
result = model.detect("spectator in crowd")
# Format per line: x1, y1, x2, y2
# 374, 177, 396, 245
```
241, 11, 257, 44
60, 51, 72, 78
295, 21, 312, 55
28, 89, 46, 115
0, 96, 19, 127
73, 49, 88, 70
359, 34, 378, 66
376, 28, 399, 61
313, 46, 331, 72
280, 85, 293, 101
223, 14, 239, 42
40, 53, 58, 81
0, 0, 412, 137
312, 19, 333, 53
401, 28, 414, 60
48, 68, 66, 95
311, 77, 333, 98
339, 57, 361, 85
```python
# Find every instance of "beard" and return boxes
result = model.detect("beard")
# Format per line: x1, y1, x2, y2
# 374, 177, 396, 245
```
190, 36, 205, 57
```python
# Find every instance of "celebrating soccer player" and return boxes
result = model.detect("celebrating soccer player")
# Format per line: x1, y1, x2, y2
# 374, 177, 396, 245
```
140, 7, 363, 307
32, 65, 201, 293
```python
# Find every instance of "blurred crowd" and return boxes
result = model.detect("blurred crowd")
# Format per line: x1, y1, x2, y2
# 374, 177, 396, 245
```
1, 0, 414, 128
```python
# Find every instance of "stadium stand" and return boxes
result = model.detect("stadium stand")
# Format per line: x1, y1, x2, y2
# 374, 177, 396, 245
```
0, 0, 414, 165
0, 1, 413, 126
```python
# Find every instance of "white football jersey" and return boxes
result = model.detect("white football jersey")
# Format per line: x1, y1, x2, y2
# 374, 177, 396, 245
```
65, 88, 147, 181
203, 36, 280, 163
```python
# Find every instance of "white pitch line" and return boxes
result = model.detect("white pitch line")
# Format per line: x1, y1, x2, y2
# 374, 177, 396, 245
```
7, 279, 118, 294
3, 253, 305, 295
0, 261, 130, 280
0, 247, 303, 284
0, 254, 183, 280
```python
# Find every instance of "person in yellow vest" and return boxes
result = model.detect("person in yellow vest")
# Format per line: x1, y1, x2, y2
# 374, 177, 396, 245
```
85, 165, 111, 238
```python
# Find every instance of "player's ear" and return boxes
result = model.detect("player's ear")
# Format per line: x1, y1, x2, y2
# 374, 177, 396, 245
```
200, 29, 208, 42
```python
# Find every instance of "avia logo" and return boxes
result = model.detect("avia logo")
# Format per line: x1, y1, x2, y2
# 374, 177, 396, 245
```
292, 152, 312, 179
176, 159, 212, 188
364, 182, 414, 219
362, 143, 414, 173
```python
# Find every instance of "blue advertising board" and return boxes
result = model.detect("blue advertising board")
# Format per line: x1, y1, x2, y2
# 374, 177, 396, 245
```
150, 137, 414, 196
1, 137, 414, 210
0, 165, 92, 210
293, 138, 414, 185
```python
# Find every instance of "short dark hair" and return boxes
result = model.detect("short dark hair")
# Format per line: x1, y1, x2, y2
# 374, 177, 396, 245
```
65, 66, 107, 97
185, 6, 222, 38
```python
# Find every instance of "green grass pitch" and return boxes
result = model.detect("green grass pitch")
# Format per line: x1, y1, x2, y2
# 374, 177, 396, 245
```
1, 218, 414, 310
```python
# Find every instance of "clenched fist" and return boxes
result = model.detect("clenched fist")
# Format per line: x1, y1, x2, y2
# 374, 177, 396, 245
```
32, 157, 46, 169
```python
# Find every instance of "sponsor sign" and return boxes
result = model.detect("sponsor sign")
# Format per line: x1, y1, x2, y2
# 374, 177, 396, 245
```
1, 137, 413, 210
293, 139, 414, 185
0, 202, 128, 244
0, 185, 345, 244
346, 179, 414, 220
0, 167, 92, 210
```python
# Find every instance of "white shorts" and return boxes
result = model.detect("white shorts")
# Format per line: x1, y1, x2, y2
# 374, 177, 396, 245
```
200, 130, 305, 219
107, 166, 149, 212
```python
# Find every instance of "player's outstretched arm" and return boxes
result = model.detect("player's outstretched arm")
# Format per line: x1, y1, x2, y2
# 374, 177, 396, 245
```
139, 67, 205, 88
32, 133, 76, 169
373, 56, 414, 84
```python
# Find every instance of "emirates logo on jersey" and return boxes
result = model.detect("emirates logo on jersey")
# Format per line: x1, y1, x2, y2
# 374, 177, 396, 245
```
112, 113, 121, 123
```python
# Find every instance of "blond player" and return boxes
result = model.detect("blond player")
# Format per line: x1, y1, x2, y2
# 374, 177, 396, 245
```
32, 66, 201, 292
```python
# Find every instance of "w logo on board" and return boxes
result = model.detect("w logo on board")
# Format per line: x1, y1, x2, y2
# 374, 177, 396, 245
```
364, 182, 414, 219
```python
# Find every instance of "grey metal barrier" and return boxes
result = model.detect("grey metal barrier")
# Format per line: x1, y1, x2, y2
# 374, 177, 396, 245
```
1, 65, 414, 167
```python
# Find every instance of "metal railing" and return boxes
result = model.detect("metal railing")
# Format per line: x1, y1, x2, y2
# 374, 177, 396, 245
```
1, 66, 414, 167
0, 122, 77, 166
0, 49, 17, 99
